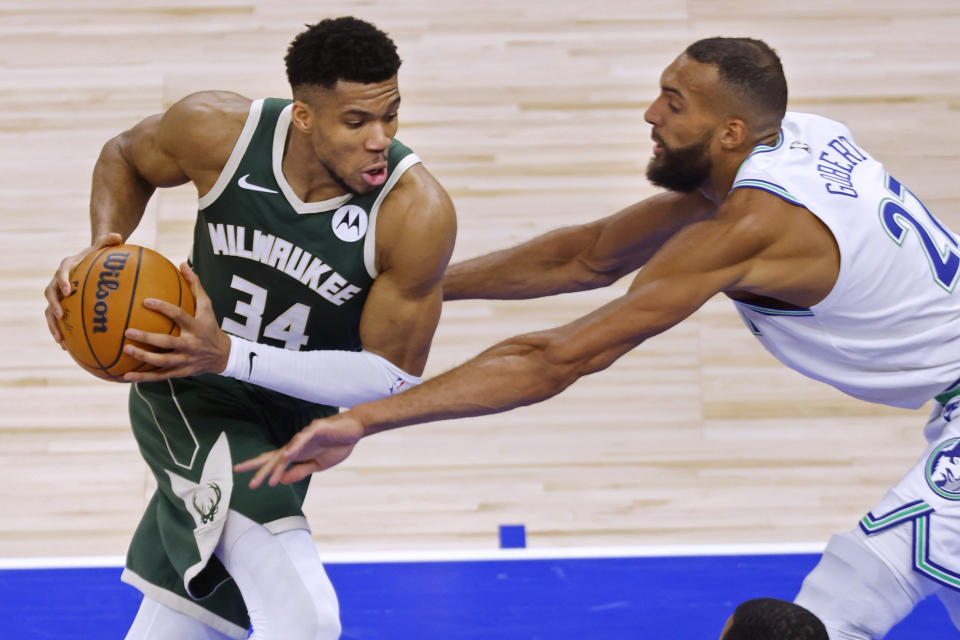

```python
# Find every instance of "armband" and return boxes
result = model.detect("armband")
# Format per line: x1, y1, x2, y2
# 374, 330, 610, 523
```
220, 335, 421, 407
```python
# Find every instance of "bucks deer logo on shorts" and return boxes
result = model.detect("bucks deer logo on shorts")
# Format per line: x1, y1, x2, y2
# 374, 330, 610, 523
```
926, 437, 960, 500
166, 432, 233, 531
192, 482, 223, 524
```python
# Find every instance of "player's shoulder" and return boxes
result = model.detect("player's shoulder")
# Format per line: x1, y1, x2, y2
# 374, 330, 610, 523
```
372, 159, 456, 270
384, 160, 456, 232
156, 91, 253, 170
724, 182, 792, 210
719, 180, 840, 299
720, 183, 817, 254
166, 90, 251, 119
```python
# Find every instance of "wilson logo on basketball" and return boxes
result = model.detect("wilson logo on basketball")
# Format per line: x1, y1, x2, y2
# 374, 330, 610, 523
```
91, 251, 131, 333
57, 244, 195, 382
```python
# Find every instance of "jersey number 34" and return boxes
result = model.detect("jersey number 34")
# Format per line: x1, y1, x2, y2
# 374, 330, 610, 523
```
221, 275, 310, 350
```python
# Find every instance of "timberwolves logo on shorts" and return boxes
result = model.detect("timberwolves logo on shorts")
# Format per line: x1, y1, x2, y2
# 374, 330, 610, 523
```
944, 397, 960, 423
332, 205, 368, 242
926, 437, 960, 500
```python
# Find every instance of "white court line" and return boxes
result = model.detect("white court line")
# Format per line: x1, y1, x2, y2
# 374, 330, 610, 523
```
0, 542, 825, 569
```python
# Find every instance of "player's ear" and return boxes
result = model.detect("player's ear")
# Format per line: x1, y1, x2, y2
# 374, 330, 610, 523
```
718, 118, 748, 150
290, 100, 314, 133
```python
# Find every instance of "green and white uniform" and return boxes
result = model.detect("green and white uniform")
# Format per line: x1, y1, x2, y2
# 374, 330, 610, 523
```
121, 98, 421, 637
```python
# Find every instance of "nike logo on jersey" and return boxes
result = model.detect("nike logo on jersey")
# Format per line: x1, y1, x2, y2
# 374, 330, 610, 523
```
238, 174, 279, 194
248, 351, 258, 379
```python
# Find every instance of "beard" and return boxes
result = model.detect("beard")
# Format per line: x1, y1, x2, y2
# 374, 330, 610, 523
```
645, 133, 712, 193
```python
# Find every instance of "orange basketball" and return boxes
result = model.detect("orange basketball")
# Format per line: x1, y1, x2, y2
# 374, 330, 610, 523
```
56, 244, 196, 381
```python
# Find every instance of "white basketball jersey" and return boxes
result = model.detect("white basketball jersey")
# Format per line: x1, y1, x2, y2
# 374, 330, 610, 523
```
730, 112, 960, 409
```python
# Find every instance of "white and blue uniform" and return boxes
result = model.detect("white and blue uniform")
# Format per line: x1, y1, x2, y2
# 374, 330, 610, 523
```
730, 112, 960, 637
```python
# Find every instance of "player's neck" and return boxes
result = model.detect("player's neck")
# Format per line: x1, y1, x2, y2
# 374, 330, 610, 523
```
699, 155, 747, 204
702, 129, 780, 204
281, 132, 350, 202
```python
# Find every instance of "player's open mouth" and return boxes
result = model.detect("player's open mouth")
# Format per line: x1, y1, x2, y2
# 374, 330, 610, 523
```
362, 166, 388, 186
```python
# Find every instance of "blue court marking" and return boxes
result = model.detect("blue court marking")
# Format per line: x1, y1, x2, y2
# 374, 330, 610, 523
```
0, 552, 951, 639
498, 524, 527, 549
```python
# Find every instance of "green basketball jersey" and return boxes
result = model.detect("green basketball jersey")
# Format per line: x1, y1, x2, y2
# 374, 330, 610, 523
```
194, 97, 420, 379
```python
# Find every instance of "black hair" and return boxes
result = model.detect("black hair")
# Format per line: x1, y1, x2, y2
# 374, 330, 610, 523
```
723, 598, 828, 640
285, 17, 402, 90
685, 37, 787, 123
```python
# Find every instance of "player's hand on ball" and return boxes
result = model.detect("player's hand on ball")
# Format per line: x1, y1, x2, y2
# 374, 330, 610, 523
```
43, 232, 123, 348
122, 263, 231, 382
235, 413, 365, 488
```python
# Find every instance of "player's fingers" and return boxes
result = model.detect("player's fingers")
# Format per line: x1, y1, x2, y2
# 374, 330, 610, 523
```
122, 346, 183, 377
125, 328, 178, 351
267, 453, 296, 487
182, 264, 214, 320
234, 450, 276, 473
179, 262, 202, 299
253, 452, 289, 489
142, 298, 190, 325
123, 359, 200, 382
251, 451, 287, 488
180, 262, 200, 288
53, 256, 77, 298
43, 278, 66, 316
123, 369, 174, 383
44, 313, 65, 347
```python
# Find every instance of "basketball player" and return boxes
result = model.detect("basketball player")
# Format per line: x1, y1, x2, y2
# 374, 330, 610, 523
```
42, 17, 455, 640
239, 38, 960, 637
719, 599, 827, 640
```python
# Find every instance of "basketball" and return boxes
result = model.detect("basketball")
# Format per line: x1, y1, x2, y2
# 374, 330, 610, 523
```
56, 244, 196, 381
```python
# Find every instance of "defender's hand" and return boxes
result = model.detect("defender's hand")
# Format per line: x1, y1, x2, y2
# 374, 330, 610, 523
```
122, 263, 231, 382
234, 413, 365, 488
44, 232, 124, 348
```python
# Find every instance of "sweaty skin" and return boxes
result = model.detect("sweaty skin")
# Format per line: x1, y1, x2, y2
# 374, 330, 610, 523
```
235, 53, 840, 488
43, 81, 456, 381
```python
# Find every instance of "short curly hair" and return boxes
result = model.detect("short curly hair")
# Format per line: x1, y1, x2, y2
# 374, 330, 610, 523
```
723, 598, 827, 640
285, 17, 402, 90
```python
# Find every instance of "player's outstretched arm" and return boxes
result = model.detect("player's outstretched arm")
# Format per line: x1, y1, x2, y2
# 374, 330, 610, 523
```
236, 201, 781, 487
236, 287, 690, 487
442, 190, 714, 301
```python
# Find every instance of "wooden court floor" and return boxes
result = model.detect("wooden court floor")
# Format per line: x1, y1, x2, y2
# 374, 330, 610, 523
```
3, 0, 960, 560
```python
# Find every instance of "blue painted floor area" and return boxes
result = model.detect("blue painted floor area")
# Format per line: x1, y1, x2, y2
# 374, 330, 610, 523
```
0, 554, 952, 639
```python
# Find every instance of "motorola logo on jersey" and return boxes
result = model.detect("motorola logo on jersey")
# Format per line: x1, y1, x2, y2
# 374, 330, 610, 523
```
331, 205, 368, 243
926, 437, 960, 500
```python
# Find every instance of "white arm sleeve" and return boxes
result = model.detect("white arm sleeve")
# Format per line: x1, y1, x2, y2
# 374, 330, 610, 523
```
219, 335, 421, 408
